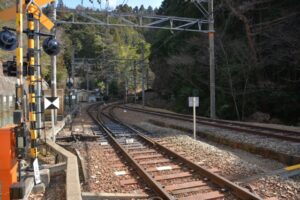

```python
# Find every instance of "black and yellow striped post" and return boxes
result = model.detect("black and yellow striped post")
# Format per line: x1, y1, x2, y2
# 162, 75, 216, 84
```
15, 0, 24, 115
26, 1, 38, 159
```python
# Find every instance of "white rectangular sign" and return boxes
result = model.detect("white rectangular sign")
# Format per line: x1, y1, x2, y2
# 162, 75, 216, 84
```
156, 166, 173, 171
188, 97, 199, 107
33, 158, 41, 184
100, 142, 108, 146
125, 139, 134, 144
114, 171, 126, 176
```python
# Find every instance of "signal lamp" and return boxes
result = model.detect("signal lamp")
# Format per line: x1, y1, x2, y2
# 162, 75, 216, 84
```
0, 29, 17, 51
42, 37, 60, 56
3, 59, 28, 77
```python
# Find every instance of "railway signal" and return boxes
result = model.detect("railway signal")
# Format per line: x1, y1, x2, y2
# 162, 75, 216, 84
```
0, 0, 59, 199
0, 29, 17, 51
42, 37, 60, 56
2, 58, 28, 77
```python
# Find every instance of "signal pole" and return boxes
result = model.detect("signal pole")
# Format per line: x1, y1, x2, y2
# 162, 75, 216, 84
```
51, 1, 57, 125
35, 19, 43, 138
16, 0, 24, 117
27, 1, 39, 163
208, 0, 216, 119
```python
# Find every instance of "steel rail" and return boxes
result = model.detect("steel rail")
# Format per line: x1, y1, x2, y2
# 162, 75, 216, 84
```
87, 103, 175, 200
121, 105, 300, 135
120, 105, 300, 143
103, 103, 263, 200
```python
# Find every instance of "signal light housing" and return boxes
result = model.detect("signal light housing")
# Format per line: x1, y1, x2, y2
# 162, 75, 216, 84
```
2, 58, 28, 77
42, 37, 60, 56
0, 29, 17, 51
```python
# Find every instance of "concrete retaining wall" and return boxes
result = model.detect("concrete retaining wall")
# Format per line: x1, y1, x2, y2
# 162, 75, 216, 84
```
46, 140, 82, 200
44, 107, 82, 200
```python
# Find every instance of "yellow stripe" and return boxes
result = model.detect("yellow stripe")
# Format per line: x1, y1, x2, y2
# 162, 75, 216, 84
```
30, 148, 38, 157
28, 39, 34, 49
29, 94, 36, 103
30, 76, 36, 83
29, 112, 36, 121
28, 20, 34, 30
16, 13, 23, 32
285, 164, 300, 171
29, 57, 35, 65
16, 48, 23, 66
31, 130, 38, 140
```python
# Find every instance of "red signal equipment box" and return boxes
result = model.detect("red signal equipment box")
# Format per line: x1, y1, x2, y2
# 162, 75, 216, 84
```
0, 126, 18, 200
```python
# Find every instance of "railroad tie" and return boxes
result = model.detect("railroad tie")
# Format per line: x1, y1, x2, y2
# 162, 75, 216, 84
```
154, 172, 192, 181
165, 181, 207, 191
178, 191, 224, 200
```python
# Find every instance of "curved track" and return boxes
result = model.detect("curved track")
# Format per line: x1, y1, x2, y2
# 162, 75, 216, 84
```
119, 105, 300, 143
87, 103, 264, 200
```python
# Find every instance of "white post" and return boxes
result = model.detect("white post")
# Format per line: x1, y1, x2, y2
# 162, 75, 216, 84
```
51, 109, 55, 141
193, 98, 196, 140
51, 1, 57, 129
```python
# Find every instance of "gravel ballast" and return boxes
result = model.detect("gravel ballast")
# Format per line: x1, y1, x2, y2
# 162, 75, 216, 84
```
112, 106, 300, 200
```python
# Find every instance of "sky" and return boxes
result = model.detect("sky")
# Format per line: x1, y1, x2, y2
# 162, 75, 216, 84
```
62, 0, 163, 9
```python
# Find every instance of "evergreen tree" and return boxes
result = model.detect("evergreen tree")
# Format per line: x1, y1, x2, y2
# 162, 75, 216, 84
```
57, 0, 64, 9
146, 6, 154, 14
133, 6, 139, 13
139, 5, 145, 13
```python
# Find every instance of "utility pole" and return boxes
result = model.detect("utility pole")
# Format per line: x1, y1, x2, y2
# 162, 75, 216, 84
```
146, 66, 149, 90
141, 43, 145, 108
71, 48, 75, 87
51, 1, 57, 128
106, 80, 109, 96
68, 48, 75, 111
86, 63, 90, 90
35, 19, 42, 138
208, 0, 216, 119
125, 78, 128, 103
133, 60, 137, 104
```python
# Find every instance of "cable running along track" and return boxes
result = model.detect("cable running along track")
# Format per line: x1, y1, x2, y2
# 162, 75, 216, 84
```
87, 103, 263, 200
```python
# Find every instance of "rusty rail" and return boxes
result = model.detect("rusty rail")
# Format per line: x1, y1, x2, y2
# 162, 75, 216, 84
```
87, 104, 175, 200
97, 103, 264, 200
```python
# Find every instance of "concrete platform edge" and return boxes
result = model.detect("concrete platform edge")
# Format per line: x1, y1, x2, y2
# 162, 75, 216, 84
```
44, 109, 82, 200
46, 139, 82, 200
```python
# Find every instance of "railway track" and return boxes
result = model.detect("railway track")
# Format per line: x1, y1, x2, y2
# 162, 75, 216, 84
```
85, 104, 155, 198
119, 105, 300, 143
87, 103, 264, 200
